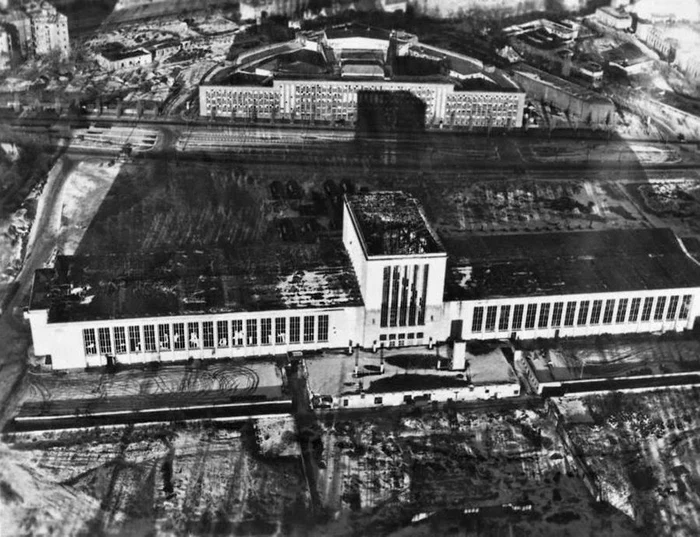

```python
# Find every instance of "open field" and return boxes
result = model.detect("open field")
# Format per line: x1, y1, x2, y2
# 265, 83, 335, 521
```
63, 149, 690, 259
557, 388, 700, 537
313, 405, 638, 536
4, 422, 308, 536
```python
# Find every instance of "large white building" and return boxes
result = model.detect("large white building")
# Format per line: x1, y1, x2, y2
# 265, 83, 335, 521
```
0, 27, 12, 70
27, 192, 700, 370
1, 1, 70, 58
200, 25, 525, 129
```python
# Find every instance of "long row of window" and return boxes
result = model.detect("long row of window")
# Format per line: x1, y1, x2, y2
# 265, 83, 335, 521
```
471, 294, 693, 333
83, 314, 330, 356
380, 264, 429, 329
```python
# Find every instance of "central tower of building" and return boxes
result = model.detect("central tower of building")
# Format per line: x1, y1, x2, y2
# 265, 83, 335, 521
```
342, 191, 447, 348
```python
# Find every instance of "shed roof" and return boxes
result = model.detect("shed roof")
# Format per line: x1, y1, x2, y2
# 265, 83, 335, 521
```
444, 228, 700, 300
30, 240, 363, 323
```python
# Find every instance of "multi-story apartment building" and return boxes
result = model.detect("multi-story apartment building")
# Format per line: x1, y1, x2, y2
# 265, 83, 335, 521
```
0, 27, 12, 70
27, 192, 700, 370
200, 25, 525, 128
25, 1, 70, 57
0, 9, 31, 58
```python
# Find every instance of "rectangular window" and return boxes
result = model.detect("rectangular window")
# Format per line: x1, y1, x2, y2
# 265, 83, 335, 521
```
318, 315, 329, 342
275, 318, 287, 344
158, 324, 170, 350
564, 302, 577, 327
485, 306, 497, 332
217, 320, 229, 347
666, 296, 679, 320
304, 316, 315, 343
498, 305, 511, 331
641, 297, 654, 321
512, 304, 524, 330
246, 319, 258, 346
590, 300, 603, 324
399, 266, 409, 327
129, 326, 141, 352
629, 298, 641, 322
525, 304, 537, 329
418, 264, 429, 325
98, 327, 112, 355
173, 323, 185, 350
261, 318, 272, 345
232, 319, 244, 346
144, 325, 156, 352
603, 300, 615, 324
577, 301, 590, 326
114, 327, 127, 354
188, 322, 200, 349
538, 303, 550, 329
390, 266, 400, 327
290, 316, 300, 344
654, 296, 667, 321
616, 299, 629, 323
551, 302, 564, 327
472, 307, 484, 332
203, 321, 214, 348
83, 328, 97, 355
679, 295, 693, 320
380, 266, 390, 328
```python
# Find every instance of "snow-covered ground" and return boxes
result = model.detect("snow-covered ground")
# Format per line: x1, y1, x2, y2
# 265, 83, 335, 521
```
255, 416, 300, 457
5, 423, 306, 535
559, 388, 700, 536
0, 443, 101, 536
57, 159, 123, 254
0, 208, 32, 286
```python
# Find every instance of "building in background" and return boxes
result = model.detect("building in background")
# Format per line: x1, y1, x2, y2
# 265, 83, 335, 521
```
0, 26, 12, 69
24, 0, 70, 57
511, 64, 616, 126
0, 9, 31, 59
200, 24, 525, 129
594, 6, 633, 30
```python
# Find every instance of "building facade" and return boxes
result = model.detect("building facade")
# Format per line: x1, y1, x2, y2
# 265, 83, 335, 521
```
96, 48, 153, 71
200, 79, 525, 127
0, 27, 12, 70
28, 193, 700, 369
25, 1, 70, 57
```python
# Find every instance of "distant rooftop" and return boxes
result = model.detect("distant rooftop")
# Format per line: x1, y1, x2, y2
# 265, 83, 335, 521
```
99, 47, 151, 62
444, 228, 700, 301
30, 240, 363, 323
511, 64, 612, 104
324, 23, 393, 42
346, 192, 445, 257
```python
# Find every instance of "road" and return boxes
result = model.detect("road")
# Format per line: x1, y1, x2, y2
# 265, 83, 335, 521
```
5, 400, 293, 434
0, 151, 74, 430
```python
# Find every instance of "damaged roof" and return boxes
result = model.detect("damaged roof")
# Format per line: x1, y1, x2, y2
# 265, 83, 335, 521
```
30, 239, 363, 323
346, 191, 445, 257
444, 228, 700, 300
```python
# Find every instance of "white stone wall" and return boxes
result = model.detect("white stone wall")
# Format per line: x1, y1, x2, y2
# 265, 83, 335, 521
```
446, 287, 700, 342
31, 306, 363, 370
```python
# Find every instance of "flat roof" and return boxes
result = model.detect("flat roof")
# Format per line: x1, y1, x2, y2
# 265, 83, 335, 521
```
100, 48, 151, 61
511, 64, 612, 104
444, 228, 700, 301
346, 192, 445, 257
30, 240, 363, 323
